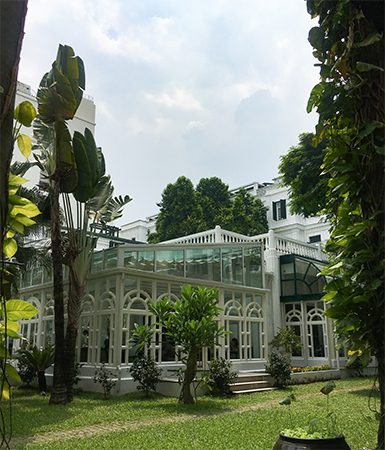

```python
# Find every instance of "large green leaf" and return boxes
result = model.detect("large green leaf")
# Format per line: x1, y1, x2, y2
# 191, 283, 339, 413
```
17, 134, 32, 159
55, 121, 78, 193
6, 299, 38, 321
84, 128, 100, 187
72, 132, 93, 202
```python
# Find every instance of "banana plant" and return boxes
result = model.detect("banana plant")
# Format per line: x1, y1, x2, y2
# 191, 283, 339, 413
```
61, 127, 131, 400
33, 44, 85, 405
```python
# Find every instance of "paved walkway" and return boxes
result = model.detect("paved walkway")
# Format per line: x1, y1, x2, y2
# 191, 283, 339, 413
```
12, 385, 366, 448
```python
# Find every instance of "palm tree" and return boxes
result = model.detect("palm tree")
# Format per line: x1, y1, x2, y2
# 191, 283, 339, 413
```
16, 346, 54, 393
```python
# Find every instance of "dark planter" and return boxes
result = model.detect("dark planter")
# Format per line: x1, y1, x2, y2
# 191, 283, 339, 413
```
273, 433, 351, 450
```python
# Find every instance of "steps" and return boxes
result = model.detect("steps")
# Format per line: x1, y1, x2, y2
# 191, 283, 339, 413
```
230, 372, 275, 394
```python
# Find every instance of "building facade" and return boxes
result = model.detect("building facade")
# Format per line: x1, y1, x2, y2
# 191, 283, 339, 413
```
17, 226, 342, 394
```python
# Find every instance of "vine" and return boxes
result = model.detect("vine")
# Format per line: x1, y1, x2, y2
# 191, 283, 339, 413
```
306, 1, 384, 448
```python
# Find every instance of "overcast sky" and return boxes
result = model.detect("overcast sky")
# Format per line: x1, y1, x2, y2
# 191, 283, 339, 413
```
18, 0, 320, 225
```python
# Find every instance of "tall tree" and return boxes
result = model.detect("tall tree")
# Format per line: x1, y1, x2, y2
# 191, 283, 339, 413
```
196, 177, 231, 229
149, 177, 268, 242
306, 1, 384, 448
279, 133, 328, 217
148, 176, 203, 243
226, 188, 268, 236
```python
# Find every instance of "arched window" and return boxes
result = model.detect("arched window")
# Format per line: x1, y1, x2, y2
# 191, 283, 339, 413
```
246, 302, 265, 359
224, 300, 242, 360
156, 292, 180, 363
284, 303, 303, 357
306, 302, 327, 358
121, 289, 151, 364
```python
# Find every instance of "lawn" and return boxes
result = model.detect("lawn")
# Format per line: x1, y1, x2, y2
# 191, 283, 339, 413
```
8, 377, 378, 450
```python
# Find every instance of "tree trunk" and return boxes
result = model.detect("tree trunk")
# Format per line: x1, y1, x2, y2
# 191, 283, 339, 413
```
0, 0, 28, 256
376, 350, 385, 450
37, 371, 47, 393
49, 180, 67, 405
179, 350, 198, 404
64, 270, 83, 402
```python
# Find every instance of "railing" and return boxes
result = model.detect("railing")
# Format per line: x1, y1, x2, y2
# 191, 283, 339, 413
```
161, 226, 327, 261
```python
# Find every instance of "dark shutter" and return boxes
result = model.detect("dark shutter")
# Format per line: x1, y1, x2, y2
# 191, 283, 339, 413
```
280, 199, 287, 219
272, 201, 277, 220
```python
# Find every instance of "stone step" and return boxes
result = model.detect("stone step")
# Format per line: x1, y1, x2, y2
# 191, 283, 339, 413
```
232, 387, 276, 395
235, 374, 273, 383
229, 380, 271, 392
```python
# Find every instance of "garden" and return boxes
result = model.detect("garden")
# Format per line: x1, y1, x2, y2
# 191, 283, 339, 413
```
8, 377, 377, 449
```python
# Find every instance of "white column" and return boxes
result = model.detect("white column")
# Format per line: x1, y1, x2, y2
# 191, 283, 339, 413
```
264, 230, 282, 338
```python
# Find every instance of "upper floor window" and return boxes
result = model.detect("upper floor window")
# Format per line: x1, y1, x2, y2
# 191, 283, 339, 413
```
272, 199, 287, 221
309, 234, 321, 244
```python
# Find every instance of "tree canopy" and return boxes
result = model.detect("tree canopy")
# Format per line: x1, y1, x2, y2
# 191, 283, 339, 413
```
306, 0, 384, 447
279, 133, 328, 217
148, 176, 268, 242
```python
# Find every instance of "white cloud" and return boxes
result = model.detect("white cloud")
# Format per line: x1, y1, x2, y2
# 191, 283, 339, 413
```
145, 87, 203, 111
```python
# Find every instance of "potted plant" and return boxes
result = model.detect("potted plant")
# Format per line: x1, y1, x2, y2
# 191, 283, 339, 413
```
273, 381, 351, 450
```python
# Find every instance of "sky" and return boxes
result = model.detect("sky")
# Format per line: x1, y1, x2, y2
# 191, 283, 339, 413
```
18, 0, 320, 225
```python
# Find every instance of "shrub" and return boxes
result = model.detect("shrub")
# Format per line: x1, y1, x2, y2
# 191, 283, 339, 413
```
130, 357, 162, 395
93, 364, 116, 399
270, 327, 302, 356
16, 345, 54, 393
265, 351, 291, 388
291, 365, 332, 373
204, 358, 237, 397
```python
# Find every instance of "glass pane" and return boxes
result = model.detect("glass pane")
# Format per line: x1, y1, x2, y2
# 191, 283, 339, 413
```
161, 333, 175, 361
291, 325, 302, 356
131, 300, 146, 310
312, 324, 325, 357
282, 280, 295, 296
124, 277, 137, 293
244, 246, 262, 287
44, 320, 54, 346
105, 248, 118, 268
92, 252, 103, 272
129, 314, 146, 362
100, 316, 111, 363
155, 250, 184, 276
137, 251, 155, 271
186, 248, 220, 281
281, 262, 295, 280
222, 248, 243, 285
80, 317, 92, 362
124, 251, 138, 268
250, 322, 261, 358
32, 267, 43, 286
229, 321, 240, 359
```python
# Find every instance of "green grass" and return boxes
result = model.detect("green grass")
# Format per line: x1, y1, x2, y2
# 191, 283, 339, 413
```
8, 377, 378, 450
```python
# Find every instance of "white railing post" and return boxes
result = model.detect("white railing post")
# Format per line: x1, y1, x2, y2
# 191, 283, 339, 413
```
214, 225, 222, 243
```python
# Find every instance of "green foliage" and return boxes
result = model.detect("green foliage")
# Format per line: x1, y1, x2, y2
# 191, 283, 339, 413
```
150, 286, 224, 356
279, 133, 328, 217
150, 285, 225, 403
270, 327, 302, 356
149, 176, 268, 242
130, 324, 154, 357
265, 351, 291, 388
306, 1, 384, 446
204, 358, 236, 397
196, 177, 231, 229
280, 381, 339, 439
16, 345, 54, 393
93, 365, 116, 400
149, 176, 203, 243
224, 188, 268, 236
129, 357, 162, 395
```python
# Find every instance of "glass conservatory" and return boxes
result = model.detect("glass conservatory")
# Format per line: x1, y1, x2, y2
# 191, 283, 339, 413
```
18, 242, 270, 372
